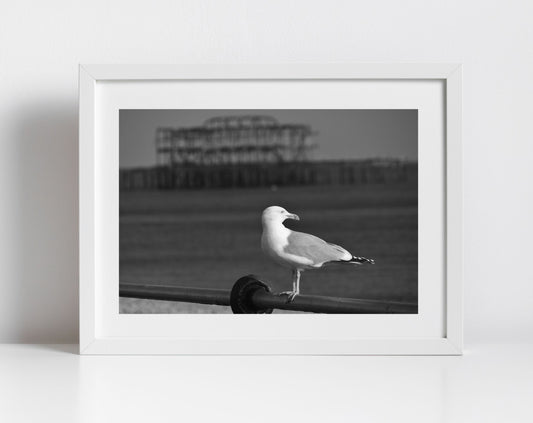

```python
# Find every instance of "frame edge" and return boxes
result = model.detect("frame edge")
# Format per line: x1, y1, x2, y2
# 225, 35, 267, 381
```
445, 64, 463, 354
80, 63, 462, 81
79, 65, 97, 354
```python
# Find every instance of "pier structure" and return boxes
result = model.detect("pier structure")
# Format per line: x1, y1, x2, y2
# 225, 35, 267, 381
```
155, 115, 315, 166
120, 115, 417, 190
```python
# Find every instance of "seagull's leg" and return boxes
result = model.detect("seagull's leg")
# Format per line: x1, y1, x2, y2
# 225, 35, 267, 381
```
278, 269, 300, 303
278, 269, 299, 303
288, 270, 301, 303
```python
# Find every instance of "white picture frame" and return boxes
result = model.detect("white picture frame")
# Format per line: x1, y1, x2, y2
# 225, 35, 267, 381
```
79, 64, 462, 355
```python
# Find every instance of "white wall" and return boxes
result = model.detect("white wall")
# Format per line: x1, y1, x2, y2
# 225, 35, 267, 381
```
1, 0, 531, 343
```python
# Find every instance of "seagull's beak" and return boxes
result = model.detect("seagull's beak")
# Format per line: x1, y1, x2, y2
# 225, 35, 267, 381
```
286, 213, 300, 221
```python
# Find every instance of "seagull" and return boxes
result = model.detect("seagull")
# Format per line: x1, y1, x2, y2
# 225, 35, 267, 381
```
261, 206, 374, 302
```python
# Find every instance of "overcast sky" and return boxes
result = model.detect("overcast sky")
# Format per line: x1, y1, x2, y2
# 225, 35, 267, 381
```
119, 109, 417, 168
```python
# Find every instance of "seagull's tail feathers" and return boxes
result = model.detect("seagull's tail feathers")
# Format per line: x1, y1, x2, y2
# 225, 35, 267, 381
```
345, 255, 375, 265
324, 242, 375, 266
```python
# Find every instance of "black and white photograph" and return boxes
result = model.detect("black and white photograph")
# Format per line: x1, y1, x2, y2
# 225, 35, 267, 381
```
119, 109, 418, 314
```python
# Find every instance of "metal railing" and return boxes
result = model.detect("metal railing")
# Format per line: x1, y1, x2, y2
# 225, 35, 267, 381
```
120, 275, 417, 314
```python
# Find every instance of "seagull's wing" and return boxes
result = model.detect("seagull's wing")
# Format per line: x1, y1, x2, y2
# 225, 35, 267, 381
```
284, 231, 352, 266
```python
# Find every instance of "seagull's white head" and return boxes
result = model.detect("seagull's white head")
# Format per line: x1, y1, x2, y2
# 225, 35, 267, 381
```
262, 206, 300, 227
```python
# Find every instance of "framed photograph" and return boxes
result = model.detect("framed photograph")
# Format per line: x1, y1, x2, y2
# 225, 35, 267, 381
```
79, 64, 462, 355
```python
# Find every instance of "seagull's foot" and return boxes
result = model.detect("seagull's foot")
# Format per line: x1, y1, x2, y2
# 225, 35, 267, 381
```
277, 291, 298, 303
